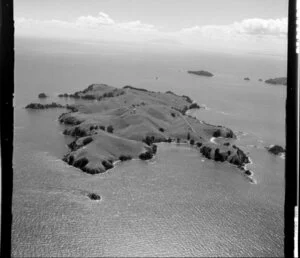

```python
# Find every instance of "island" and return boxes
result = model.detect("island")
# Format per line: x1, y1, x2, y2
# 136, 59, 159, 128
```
265, 77, 287, 86
87, 193, 101, 201
244, 77, 250, 81
38, 93, 48, 98
187, 70, 214, 77
26, 83, 252, 179
266, 145, 285, 155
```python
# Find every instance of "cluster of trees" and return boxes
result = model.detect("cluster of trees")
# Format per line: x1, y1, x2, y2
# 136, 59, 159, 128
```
89, 125, 113, 133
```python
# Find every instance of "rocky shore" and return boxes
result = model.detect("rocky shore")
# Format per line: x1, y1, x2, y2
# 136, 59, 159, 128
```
26, 83, 252, 178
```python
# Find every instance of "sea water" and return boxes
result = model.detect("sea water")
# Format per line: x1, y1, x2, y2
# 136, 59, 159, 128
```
12, 37, 286, 257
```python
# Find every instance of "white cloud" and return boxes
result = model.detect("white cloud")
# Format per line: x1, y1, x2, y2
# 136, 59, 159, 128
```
180, 18, 287, 38
76, 12, 115, 28
234, 18, 287, 36
118, 20, 156, 32
15, 14, 287, 54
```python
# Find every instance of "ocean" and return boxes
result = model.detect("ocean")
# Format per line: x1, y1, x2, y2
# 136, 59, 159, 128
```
12, 37, 286, 257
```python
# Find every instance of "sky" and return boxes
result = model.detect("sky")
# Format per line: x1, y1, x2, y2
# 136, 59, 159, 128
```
14, 0, 288, 55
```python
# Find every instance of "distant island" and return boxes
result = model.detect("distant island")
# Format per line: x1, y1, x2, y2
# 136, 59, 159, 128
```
26, 84, 252, 180
266, 145, 285, 155
265, 77, 287, 86
187, 70, 214, 77
38, 93, 48, 98
244, 77, 250, 81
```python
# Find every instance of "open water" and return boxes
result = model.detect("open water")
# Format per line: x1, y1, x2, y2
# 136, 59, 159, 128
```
12, 37, 286, 257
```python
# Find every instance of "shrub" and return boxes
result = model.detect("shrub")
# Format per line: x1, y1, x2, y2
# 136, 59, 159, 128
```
99, 126, 105, 131
73, 158, 89, 168
152, 144, 157, 154
171, 112, 176, 118
87, 193, 101, 200
123, 85, 148, 92
82, 95, 95, 100
176, 138, 180, 143
68, 155, 74, 165
159, 128, 165, 132
196, 142, 202, 147
190, 139, 195, 145
244, 170, 252, 176
103, 92, 114, 98
107, 125, 114, 133
189, 103, 200, 109
139, 151, 153, 160
102, 160, 113, 170
143, 136, 155, 146
82, 137, 93, 145
226, 131, 233, 138
213, 130, 221, 137
71, 127, 87, 137
214, 148, 226, 162
119, 155, 132, 161
187, 132, 190, 140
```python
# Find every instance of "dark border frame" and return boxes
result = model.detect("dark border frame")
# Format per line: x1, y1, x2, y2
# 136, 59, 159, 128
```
0, 0, 14, 257
285, 0, 298, 256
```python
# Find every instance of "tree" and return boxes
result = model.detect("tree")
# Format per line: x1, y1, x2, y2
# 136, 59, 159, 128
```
107, 125, 114, 133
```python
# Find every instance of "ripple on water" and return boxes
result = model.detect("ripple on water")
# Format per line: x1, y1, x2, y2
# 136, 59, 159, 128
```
12, 142, 283, 257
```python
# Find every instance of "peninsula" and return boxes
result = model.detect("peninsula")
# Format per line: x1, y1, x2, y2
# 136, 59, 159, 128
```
26, 84, 252, 179
187, 70, 214, 77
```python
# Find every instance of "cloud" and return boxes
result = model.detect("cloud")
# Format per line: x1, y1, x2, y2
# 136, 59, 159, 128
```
15, 14, 287, 54
76, 12, 115, 28
16, 12, 157, 34
234, 18, 287, 36
118, 20, 156, 32
180, 18, 287, 38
